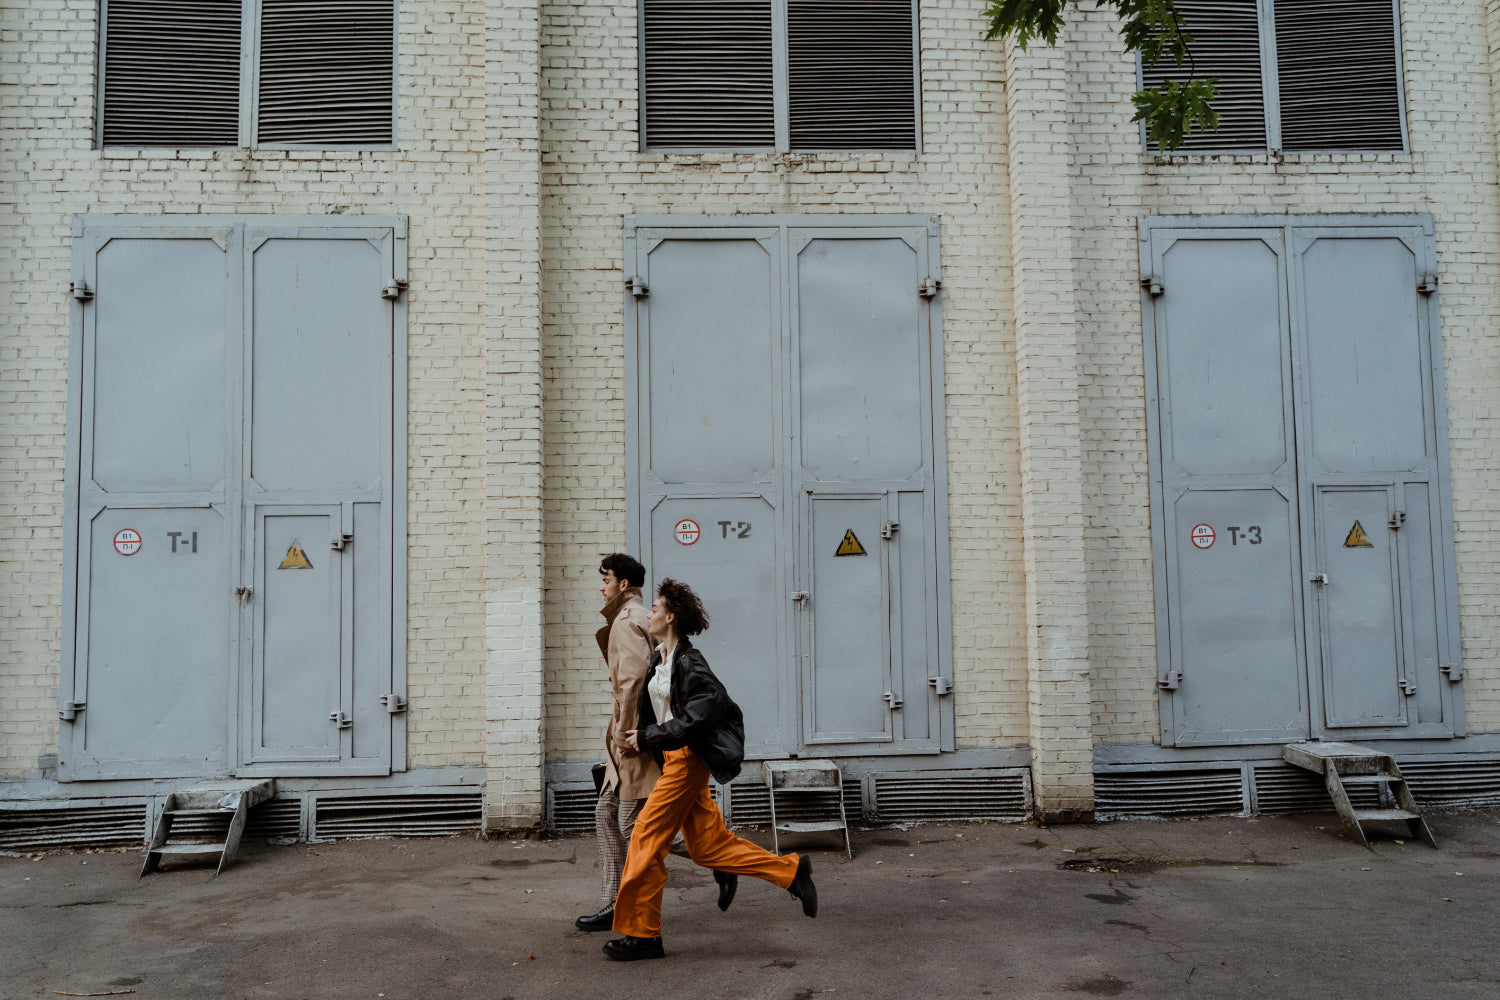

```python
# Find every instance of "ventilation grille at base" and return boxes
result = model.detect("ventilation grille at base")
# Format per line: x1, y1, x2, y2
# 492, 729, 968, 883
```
1401, 759, 1500, 806
871, 774, 1028, 822
0, 804, 148, 851
246, 799, 302, 840
313, 793, 482, 840
1095, 769, 1245, 818
724, 780, 860, 827
1253, 764, 1380, 814
548, 786, 598, 834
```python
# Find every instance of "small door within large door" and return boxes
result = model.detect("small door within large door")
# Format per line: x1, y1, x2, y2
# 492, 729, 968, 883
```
62, 217, 406, 781
1144, 217, 1464, 747
629, 216, 953, 758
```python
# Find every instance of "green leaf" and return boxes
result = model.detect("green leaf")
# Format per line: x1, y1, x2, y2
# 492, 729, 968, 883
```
1131, 78, 1220, 151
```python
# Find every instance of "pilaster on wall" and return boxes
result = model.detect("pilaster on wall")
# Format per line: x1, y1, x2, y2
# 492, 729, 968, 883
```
1003, 33, 1095, 819
484, 0, 547, 831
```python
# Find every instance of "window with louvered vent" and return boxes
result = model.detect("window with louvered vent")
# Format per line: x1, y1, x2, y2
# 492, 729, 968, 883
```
1141, 0, 1405, 153
99, 0, 395, 147
640, 0, 919, 151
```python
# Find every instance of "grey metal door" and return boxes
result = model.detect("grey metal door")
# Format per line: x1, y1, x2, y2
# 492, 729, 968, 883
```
628, 216, 953, 759
1290, 227, 1462, 739
63, 217, 406, 781
1144, 217, 1463, 747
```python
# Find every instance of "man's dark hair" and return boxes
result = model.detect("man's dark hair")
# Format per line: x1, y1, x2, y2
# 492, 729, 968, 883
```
656, 577, 709, 636
599, 552, 646, 588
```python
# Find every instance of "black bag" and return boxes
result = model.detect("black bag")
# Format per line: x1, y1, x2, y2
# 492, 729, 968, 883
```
591, 762, 607, 796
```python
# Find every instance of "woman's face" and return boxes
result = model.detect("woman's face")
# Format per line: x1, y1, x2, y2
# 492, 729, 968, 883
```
647, 596, 675, 641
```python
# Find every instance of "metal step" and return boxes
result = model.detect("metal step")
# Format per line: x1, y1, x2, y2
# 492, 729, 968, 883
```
141, 779, 275, 876
1352, 808, 1422, 822
774, 820, 849, 833
153, 843, 228, 855
1282, 743, 1436, 850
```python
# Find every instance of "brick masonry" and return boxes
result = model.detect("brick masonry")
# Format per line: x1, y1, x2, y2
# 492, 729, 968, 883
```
2, 1, 1500, 819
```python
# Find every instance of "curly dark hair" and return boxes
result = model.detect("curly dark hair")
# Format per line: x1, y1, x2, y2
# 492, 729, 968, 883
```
656, 577, 710, 636
599, 552, 645, 588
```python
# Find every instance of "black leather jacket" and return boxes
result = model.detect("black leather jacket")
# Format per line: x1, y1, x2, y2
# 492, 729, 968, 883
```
636, 636, 746, 785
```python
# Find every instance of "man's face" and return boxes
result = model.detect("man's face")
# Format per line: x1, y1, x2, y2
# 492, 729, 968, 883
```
600, 569, 629, 603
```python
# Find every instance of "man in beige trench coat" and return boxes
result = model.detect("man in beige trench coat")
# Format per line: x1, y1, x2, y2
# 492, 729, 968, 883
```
575, 554, 737, 931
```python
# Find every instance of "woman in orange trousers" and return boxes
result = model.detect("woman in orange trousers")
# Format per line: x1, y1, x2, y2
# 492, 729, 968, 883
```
605, 578, 817, 961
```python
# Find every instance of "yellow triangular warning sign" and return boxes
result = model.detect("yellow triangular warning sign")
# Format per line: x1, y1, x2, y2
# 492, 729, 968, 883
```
1344, 521, 1373, 548
279, 540, 314, 569
835, 529, 867, 557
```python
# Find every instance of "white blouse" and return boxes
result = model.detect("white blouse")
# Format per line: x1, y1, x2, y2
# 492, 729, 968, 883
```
648, 643, 675, 725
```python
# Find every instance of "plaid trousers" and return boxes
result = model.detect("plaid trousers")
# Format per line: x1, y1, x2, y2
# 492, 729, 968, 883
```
595, 785, 644, 903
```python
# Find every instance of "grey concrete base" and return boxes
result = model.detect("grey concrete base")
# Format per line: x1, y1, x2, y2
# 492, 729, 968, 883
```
4, 809, 1499, 998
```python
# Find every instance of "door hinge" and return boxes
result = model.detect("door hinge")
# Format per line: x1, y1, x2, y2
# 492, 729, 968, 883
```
1158, 670, 1182, 691
881, 520, 899, 540
626, 276, 649, 298
1418, 274, 1438, 295
58, 701, 86, 722
1400, 678, 1418, 696
791, 591, 809, 603
1141, 276, 1164, 297
71, 282, 94, 301
1388, 510, 1406, 529
234, 586, 254, 602
928, 676, 953, 696
883, 690, 904, 709
1308, 572, 1328, 585
329, 711, 353, 729
380, 693, 408, 714
918, 277, 941, 299
381, 279, 408, 301
1441, 662, 1464, 681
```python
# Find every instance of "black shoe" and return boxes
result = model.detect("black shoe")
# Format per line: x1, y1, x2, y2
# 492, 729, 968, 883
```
788, 854, 817, 918
575, 904, 614, 931
713, 870, 738, 912
602, 935, 665, 961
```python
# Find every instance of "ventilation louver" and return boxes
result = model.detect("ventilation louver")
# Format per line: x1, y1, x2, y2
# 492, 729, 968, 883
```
256, 0, 396, 144
313, 793, 482, 840
101, 0, 243, 146
642, 0, 775, 149
1095, 769, 1245, 818
0, 804, 148, 851
787, 0, 916, 150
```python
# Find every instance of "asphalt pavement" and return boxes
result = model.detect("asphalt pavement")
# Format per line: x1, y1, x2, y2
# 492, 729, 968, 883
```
3, 808, 1498, 1000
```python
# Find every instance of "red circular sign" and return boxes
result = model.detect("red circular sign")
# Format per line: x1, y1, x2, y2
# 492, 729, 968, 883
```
674, 519, 701, 545
113, 528, 143, 556
1190, 524, 1216, 550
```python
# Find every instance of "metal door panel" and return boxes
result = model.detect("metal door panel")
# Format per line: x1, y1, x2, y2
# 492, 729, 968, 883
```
1397, 483, 1445, 726
1157, 238, 1289, 477
1298, 237, 1428, 473
805, 496, 891, 743
642, 236, 778, 486
795, 237, 925, 483
1168, 489, 1307, 743
1148, 228, 1308, 745
349, 501, 390, 762
89, 238, 229, 494
1316, 488, 1407, 727
649, 496, 786, 755
891, 490, 937, 747
249, 236, 387, 491
73, 507, 229, 778
250, 509, 342, 762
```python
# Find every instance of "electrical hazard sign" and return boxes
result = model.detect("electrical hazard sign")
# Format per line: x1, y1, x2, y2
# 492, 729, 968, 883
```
278, 540, 314, 569
1344, 521, 1373, 548
835, 529, 866, 557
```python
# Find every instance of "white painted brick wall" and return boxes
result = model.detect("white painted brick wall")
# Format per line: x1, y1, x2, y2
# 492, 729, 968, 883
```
1062, 2, 1500, 743
0, 0, 491, 777
535, 0, 1030, 765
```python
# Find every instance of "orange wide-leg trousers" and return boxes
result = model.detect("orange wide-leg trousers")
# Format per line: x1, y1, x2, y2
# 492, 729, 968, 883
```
613, 747, 800, 938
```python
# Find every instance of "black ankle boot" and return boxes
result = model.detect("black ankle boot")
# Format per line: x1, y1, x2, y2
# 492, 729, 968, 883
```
713, 870, 738, 911
575, 904, 614, 931
602, 935, 665, 961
